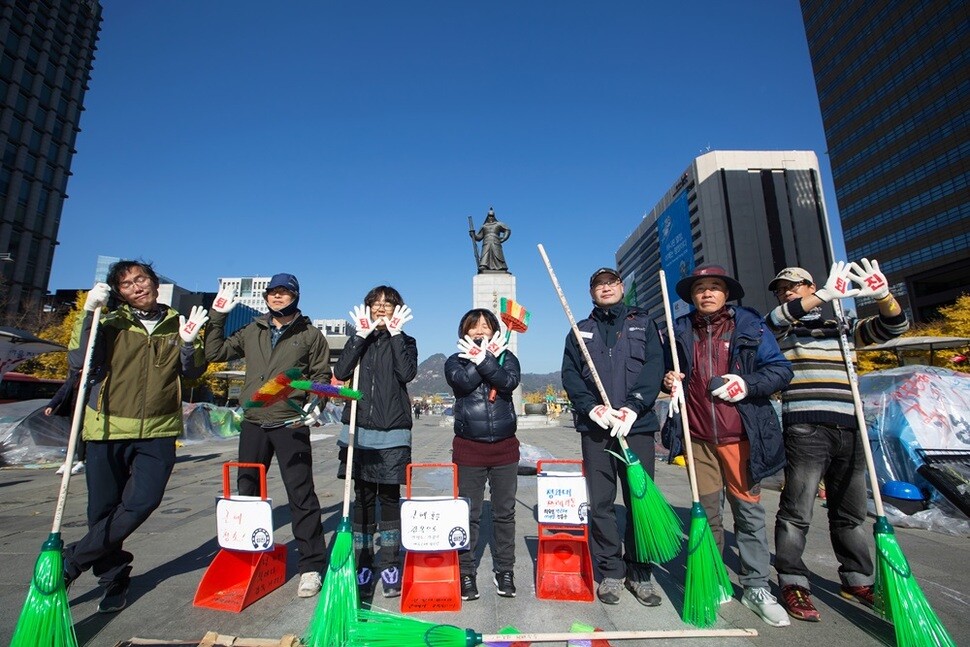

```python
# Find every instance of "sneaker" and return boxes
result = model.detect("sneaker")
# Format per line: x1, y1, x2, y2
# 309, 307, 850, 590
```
494, 570, 516, 598
297, 571, 322, 598
98, 578, 129, 613
357, 566, 375, 598
381, 566, 401, 598
70, 461, 85, 475
741, 586, 791, 627
625, 578, 662, 607
840, 584, 874, 608
781, 585, 820, 622
461, 574, 479, 601
597, 577, 624, 605
55, 462, 68, 475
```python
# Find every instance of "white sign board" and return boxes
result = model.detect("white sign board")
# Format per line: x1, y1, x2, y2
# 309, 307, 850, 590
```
401, 497, 471, 552
216, 495, 274, 551
537, 472, 589, 525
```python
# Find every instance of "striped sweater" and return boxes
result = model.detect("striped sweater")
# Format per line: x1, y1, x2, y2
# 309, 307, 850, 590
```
766, 299, 909, 428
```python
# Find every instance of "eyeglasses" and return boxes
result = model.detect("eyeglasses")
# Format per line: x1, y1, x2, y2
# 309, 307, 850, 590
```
117, 274, 152, 292
593, 279, 621, 290
773, 282, 809, 297
369, 301, 396, 311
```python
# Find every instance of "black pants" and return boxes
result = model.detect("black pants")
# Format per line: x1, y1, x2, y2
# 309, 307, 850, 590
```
581, 430, 656, 581
458, 462, 518, 575
353, 479, 402, 571
238, 420, 326, 573
64, 437, 176, 585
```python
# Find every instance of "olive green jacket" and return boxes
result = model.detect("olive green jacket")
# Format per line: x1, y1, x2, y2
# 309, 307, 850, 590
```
205, 310, 331, 425
70, 305, 207, 441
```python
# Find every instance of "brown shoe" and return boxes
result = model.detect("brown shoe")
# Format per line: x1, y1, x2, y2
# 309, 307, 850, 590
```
781, 585, 821, 622
840, 584, 874, 608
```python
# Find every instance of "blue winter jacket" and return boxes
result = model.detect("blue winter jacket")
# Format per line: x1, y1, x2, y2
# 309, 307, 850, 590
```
662, 305, 792, 482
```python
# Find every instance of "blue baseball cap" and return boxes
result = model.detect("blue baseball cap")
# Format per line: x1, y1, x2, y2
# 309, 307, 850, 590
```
266, 273, 299, 295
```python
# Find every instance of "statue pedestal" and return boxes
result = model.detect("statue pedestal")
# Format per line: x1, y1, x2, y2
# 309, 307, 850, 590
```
472, 273, 523, 415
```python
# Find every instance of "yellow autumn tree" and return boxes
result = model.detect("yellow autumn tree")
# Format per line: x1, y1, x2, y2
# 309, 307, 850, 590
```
857, 293, 970, 375
19, 291, 87, 379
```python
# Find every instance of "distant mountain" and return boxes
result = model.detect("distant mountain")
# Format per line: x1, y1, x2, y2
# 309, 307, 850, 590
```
409, 353, 562, 397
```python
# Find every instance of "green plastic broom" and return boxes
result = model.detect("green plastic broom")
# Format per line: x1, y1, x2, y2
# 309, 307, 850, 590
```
659, 270, 733, 627
348, 606, 758, 645
304, 365, 362, 647
832, 298, 954, 647
538, 244, 683, 564
10, 306, 102, 647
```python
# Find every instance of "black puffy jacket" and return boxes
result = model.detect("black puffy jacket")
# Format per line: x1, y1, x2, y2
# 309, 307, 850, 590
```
334, 330, 417, 430
445, 350, 520, 442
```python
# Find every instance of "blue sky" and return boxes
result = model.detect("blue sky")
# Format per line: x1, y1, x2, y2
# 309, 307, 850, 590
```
50, 1, 840, 373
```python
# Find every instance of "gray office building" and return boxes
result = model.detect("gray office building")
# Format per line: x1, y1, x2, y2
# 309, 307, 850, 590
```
0, 0, 101, 315
800, 0, 969, 321
617, 151, 834, 320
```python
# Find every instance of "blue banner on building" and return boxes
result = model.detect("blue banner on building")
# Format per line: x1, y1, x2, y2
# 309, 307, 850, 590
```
658, 191, 694, 317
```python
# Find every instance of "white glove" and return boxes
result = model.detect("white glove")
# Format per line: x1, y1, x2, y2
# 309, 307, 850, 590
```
711, 374, 748, 403
667, 377, 686, 419
457, 335, 487, 365
813, 261, 860, 303
302, 397, 324, 426
84, 282, 111, 312
589, 404, 613, 430
383, 304, 413, 336
610, 407, 638, 437
212, 286, 239, 314
179, 305, 209, 344
847, 257, 890, 300
485, 330, 508, 358
351, 304, 376, 338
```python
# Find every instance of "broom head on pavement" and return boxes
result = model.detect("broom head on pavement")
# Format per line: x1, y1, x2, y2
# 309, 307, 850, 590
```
304, 518, 360, 647
873, 517, 955, 647
682, 502, 732, 628
616, 445, 683, 564
10, 533, 78, 647
351, 606, 478, 647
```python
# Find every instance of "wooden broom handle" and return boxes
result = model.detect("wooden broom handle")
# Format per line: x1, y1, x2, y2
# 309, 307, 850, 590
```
832, 298, 886, 517
52, 306, 102, 534
480, 627, 759, 642
340, 365, 362, 518
537, 245, 633, 453
658, 270, 701, 502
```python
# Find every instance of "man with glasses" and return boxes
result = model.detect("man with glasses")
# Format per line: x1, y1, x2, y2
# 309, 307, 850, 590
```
766, 260, 909, 622
63, 260, 209, 613
561, 267, 665, 607
205, 273, 331, 598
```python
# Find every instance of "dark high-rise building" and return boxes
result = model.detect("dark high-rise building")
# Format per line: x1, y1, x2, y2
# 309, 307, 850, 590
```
0, 0, 101, 315
800, 0, 970, 321
618, 151, 835, 321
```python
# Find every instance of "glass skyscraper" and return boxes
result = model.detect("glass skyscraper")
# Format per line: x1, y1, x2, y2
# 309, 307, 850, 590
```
0, 0, 101, 315
800, 0, 969, 320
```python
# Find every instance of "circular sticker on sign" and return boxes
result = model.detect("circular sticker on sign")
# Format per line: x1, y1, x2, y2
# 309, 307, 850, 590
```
578, 502, 590, 524
251, 528, 272, 550
448, 527, 468, 548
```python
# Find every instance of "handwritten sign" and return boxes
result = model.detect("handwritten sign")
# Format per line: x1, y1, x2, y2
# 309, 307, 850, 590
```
401, 497, 471, 552
537, 472, 589, 525
215, 495, 274, 551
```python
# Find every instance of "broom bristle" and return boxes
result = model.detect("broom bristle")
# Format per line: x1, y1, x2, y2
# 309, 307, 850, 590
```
624, 452, 683, 563
873, 519, 954, 647
682, 503, 732, 628
304, 529, 359, 647
350, 607, 477, 647
10, 537, 78, 647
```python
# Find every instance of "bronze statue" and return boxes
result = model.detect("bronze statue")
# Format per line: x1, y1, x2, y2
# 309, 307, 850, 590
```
468, 207, 511, 273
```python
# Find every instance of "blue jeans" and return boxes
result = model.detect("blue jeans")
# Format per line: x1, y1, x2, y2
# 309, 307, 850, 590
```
774, 423, 873, 589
